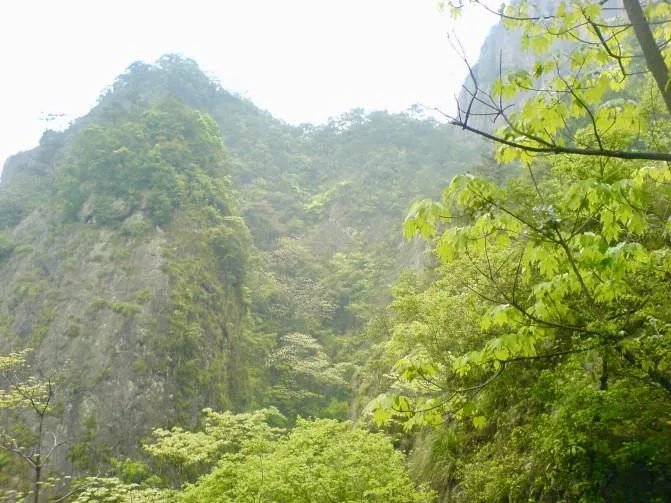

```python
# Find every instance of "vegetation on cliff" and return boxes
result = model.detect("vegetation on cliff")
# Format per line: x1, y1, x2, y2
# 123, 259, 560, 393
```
0, 47, 475, 500
2, 0, 671, 500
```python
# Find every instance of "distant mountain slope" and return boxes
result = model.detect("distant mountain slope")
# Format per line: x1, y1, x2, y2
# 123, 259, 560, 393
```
0, 55, 480, 475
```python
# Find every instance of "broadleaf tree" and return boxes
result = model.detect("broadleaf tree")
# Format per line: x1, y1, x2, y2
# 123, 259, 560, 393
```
367, 0, 671, 499
0, 350, 67, 503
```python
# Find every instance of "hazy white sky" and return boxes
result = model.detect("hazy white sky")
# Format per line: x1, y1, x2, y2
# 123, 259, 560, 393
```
0, 0, 498, 168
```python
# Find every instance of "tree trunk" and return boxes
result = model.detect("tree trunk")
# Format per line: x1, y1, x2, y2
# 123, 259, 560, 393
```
34, 464, 41, 503
622, 0, 671, 114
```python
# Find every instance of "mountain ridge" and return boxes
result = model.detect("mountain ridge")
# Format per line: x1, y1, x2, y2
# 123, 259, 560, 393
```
0, 55, 480, 481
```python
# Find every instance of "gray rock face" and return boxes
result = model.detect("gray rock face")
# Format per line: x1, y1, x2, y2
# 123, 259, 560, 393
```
0, 195, 244, 464
0, 138, 247, 474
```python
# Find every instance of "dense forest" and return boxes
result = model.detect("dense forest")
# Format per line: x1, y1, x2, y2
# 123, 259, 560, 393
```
1, 0, 671, 501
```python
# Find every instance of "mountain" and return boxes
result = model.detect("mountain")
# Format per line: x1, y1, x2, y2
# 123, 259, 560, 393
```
0, 55, 479, 477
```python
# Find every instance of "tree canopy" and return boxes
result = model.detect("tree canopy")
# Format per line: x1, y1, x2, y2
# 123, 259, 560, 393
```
366, 0, 671, 500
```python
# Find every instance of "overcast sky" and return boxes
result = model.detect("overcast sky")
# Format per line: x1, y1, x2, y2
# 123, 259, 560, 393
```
0, 0, 498, 169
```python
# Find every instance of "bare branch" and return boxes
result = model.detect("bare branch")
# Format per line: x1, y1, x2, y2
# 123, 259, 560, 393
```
451, 118, 671, 162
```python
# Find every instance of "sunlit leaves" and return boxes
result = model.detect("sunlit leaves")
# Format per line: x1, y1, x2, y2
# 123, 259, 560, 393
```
404, 199, 449, 239
363, 1, 671, 500
472, 415, 487, 429
478, 0, 671, 164
480, 303, 515, 331
73, 478, 176, 503
269, 332, 347, 389
393, 353, 440, 383
0, 349, 52, 411
0, 349, 31, 373
377, 89, 671, 433
182, 418, 436, 502
143, 408, 284, 481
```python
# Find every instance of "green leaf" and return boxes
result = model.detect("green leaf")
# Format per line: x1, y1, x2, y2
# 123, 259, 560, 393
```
472, 415, 487, 429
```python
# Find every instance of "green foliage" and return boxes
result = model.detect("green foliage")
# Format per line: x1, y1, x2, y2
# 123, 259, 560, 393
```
134, 289, 152, 304
119, 213, 151, 237
490, 1, 668, 156
229, 96, 478, 421
367, 250, 671, 499
0, 231, 16, 261
153, 209, 252, 417
366, 2, 671, 501
143, 407, 285, 486
68, 416, 112, 473
266, 332, 349, 419
31, 306, 57, 343
75, 410, 432, 503
42, 70, 256, 424
109, 301, 143, 317
72, 477, 176, 503
303, 179, 354, 216
0, 135, 57, 228
0, 181, 43, 228
111, 458, 155, 485
0, 53, 523, 500
0, 350, 68, 500
91, 297, 108, 311
57, 97, 232, 228
182, 417, 435, 502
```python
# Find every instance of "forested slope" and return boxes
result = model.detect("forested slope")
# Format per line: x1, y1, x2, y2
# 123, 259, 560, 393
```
0, 55, 478, 498
3, 0, 671, 500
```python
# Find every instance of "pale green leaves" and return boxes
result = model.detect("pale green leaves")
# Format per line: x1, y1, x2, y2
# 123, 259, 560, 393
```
634, 164, 671, 186
0, 349, 52, 411
73, 478, 176, 503
404, 199, 449, 239
393, 110, 671, 431
485, 0, 655, 166
269, 332, 347, 388
480, 303, 515, 332
0, 349, 31, 372
393, 353, 440, 384
472, 415, 487, 429
143, 407, 285, 480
